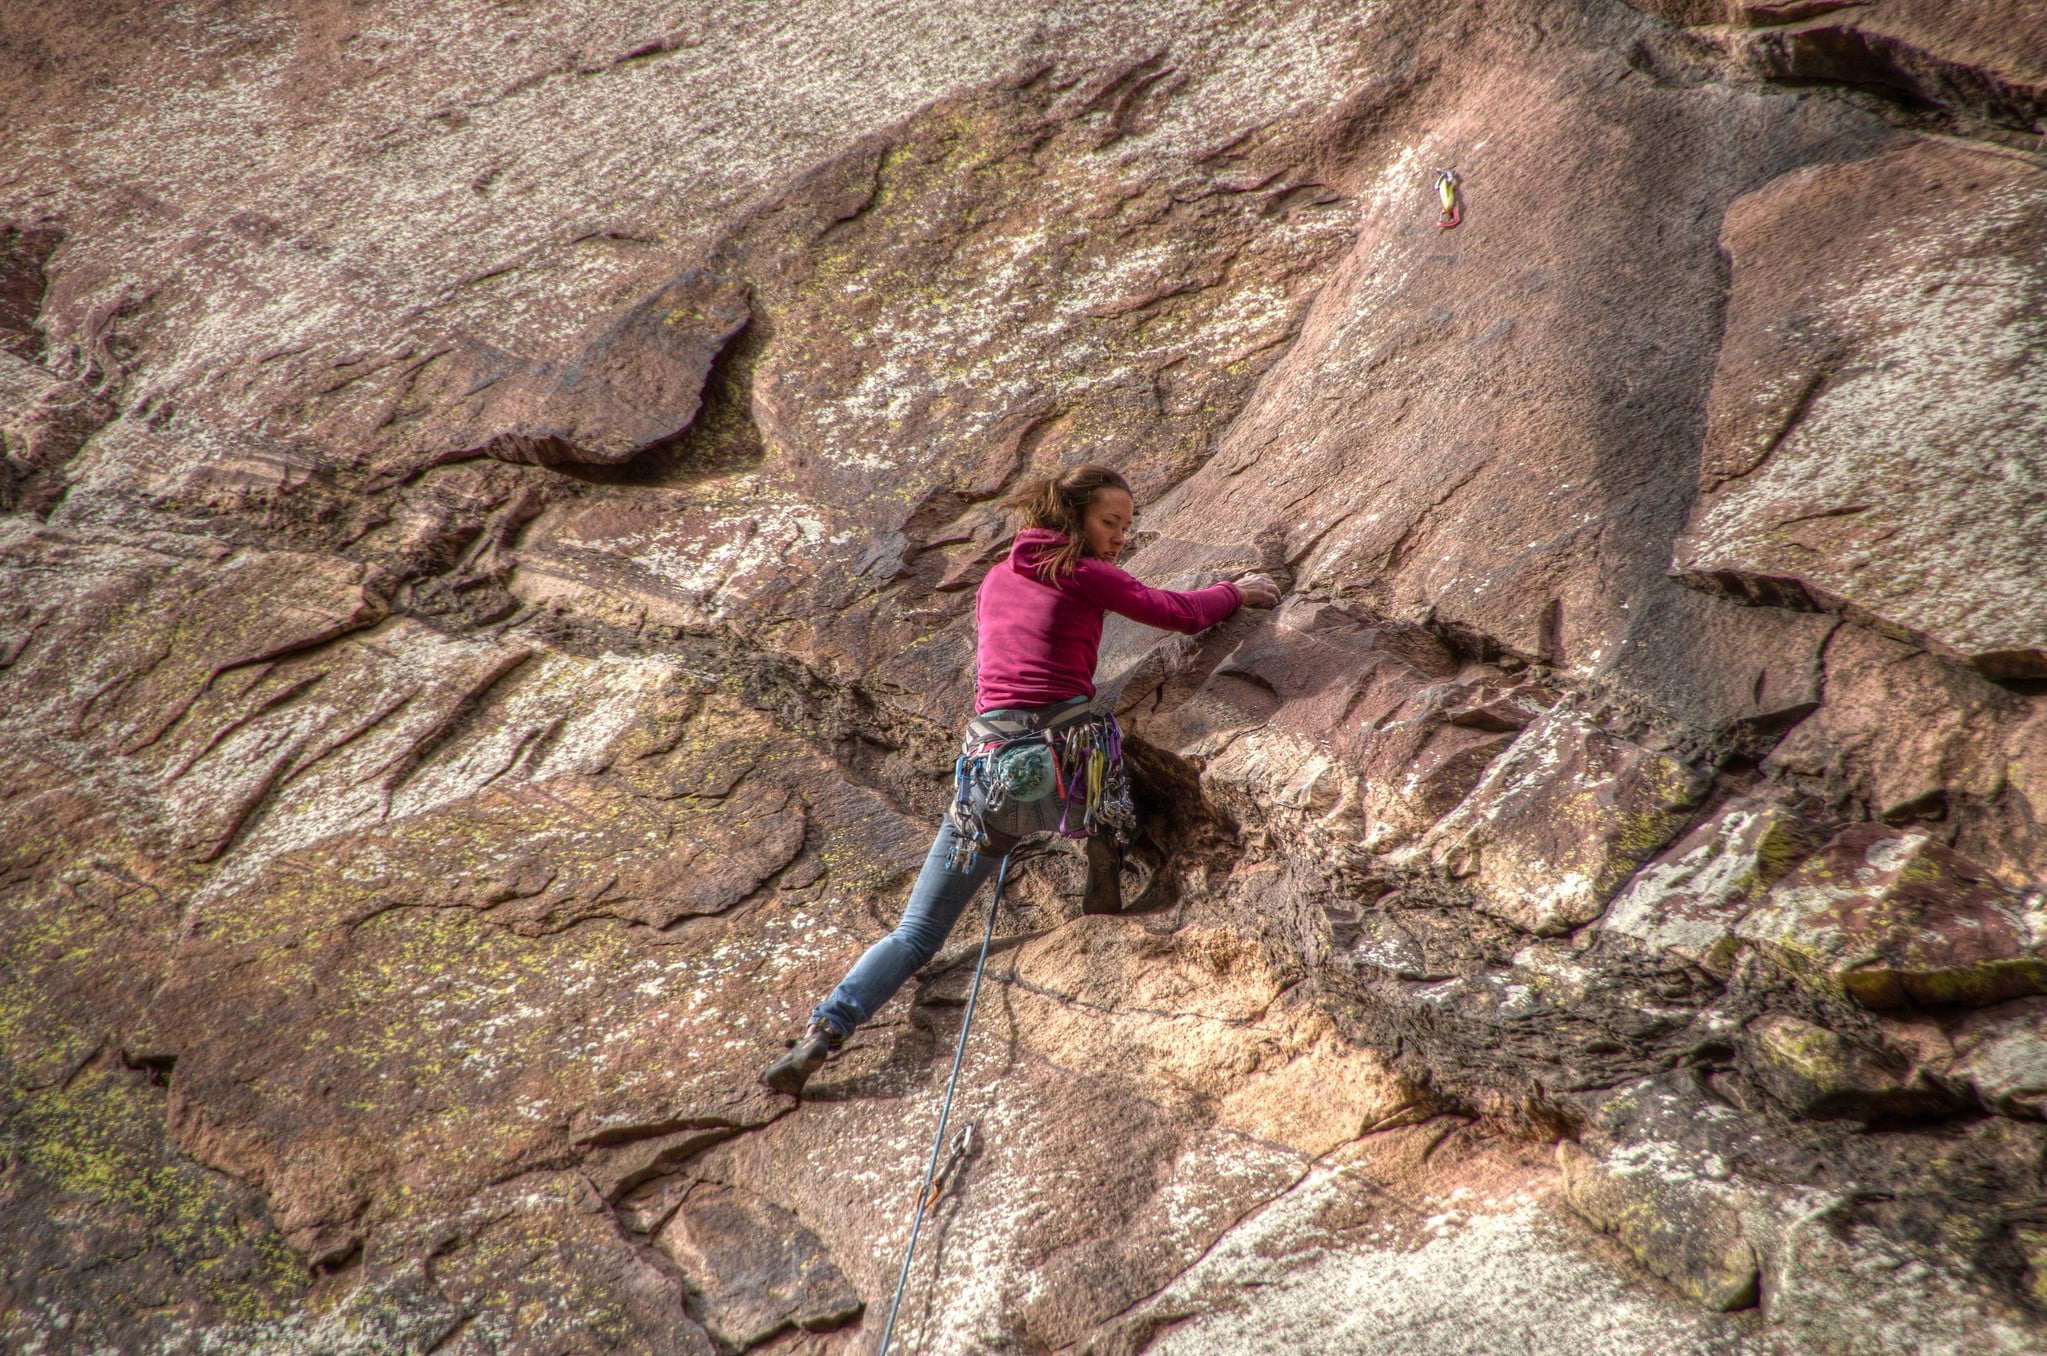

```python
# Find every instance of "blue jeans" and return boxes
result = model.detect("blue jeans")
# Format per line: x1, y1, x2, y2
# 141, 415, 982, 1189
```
811, 814, 1008, 1038
811, 699, 1089, 1038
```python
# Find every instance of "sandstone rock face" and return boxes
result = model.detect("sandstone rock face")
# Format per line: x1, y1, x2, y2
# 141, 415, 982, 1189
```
1675, 137, 2047, 678
1557, 1138, 1760, 1311
5, 0, 2047, 1352
655, 1182, 862, 1348
1945, 999, 2047, 1120
1735, 823, 2047, 1008
1623, 0, 2047, 137
0, 352, 111, 515
1602, 797, 1819, 973
1741, 1012, 1956, 1120
1422, 702, 1708, 935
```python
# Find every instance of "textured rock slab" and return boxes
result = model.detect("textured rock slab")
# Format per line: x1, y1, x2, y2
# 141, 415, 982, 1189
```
1620, 2, 2047, 132
429, 1173, 714, 1356
1602, 798, 1819, 974
996, 920, 1417, 1156
1762, 625, 2022, 818
0, 528, 387, 762
1557, 1138, 1759, 1311
1741, 1013, 1955, 1121
1131, 596, 1538, 858
1675, 139, 2047, 677
1944, 999, 2047, 1119
1565, 1073, 2047, 1345
1757, 623, 2047, 894
655, 1182, 861, 1348
1102, 1126, 1765, 1355
1125, 8, 1887, 742
1741, 4, 2047, 133
0, 352, 111, 515
1423, 704, 1708, 935
699, 920, 1418, 1352
435, 268, 752, 467
1558, 1076, 1776, 1313
3, 0, 1385, 499
0, 1061, 313, 1354
1734, 824, 2047, 1008
1762, 1211, 2045, 1356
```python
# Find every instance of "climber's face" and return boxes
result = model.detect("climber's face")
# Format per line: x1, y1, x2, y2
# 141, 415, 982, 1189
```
1081, 487, 1134, 564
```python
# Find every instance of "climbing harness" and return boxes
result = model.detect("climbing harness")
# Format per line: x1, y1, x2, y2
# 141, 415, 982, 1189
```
1434, 168, 1463, 229
947, 704, 1136, 871
878, 857, 1012, 1356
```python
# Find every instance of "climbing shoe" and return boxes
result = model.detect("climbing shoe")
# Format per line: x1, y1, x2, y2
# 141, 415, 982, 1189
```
761, 1023, 842, 1096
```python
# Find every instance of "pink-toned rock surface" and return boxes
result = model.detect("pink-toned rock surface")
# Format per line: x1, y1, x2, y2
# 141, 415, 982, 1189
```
1675, 137, 2047, 678
1420, 702, 1708, 934
4, 1, 2047, 1353
1623, 0, 2047, 136
1736, 823, 2047, 1007
1602, 796, 1821, 973
1945, 998, 2047, 1120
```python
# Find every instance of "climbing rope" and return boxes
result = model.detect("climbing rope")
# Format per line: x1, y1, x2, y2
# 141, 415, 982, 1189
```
877, 854, 1011, 1356
1435, 168, 1463, 229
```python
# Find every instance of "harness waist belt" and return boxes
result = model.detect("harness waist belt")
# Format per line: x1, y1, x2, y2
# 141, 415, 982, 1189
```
964, 699, 1096, 751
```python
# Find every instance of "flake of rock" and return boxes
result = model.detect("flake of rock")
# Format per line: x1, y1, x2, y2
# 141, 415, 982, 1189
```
1760, 624, 2047, 890
1674, 138, 2047, 678
1136, 597, 1534, 858
0, 352, 112, 516
655, 1182, 862, 1348
1944, 998, 2047, 1119
1620, 2, 2047, 134
1741, 4, 2047, 133
1423, 703, 1709, 935
1562, 1074, 1834, 1314
1557, 1138, 1760, 1311
1741, 1013, 1956, 1121
427, 268, 752, 467
433, 1173, 716, 1356
1603, 798, 1821, 975
1734, 824, 2047, 1008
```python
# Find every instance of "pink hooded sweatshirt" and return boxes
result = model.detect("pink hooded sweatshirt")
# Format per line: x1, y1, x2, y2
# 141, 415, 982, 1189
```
974, 528, 1244, 712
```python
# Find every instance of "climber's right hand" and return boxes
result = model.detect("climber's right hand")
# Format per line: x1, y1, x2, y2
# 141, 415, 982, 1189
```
1234, 572, 1281, 608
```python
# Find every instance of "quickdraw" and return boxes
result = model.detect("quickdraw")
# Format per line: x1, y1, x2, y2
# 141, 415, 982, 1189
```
1049, 714, 1128, 839
1434, 168, 1462, 229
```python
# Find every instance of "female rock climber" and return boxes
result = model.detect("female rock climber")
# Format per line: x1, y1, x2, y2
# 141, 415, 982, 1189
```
762, 463, 1279, 1095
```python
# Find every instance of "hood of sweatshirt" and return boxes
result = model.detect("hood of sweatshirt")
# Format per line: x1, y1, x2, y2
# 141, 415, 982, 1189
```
1009, 527, 1073, 576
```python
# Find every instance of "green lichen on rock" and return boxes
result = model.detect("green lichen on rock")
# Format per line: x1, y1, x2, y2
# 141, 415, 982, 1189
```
1557, 1137, 1759, 1312
1742, 1013, 1954, 1121
1736, 824, 2047, 1009
0, 1061, 308, 1348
